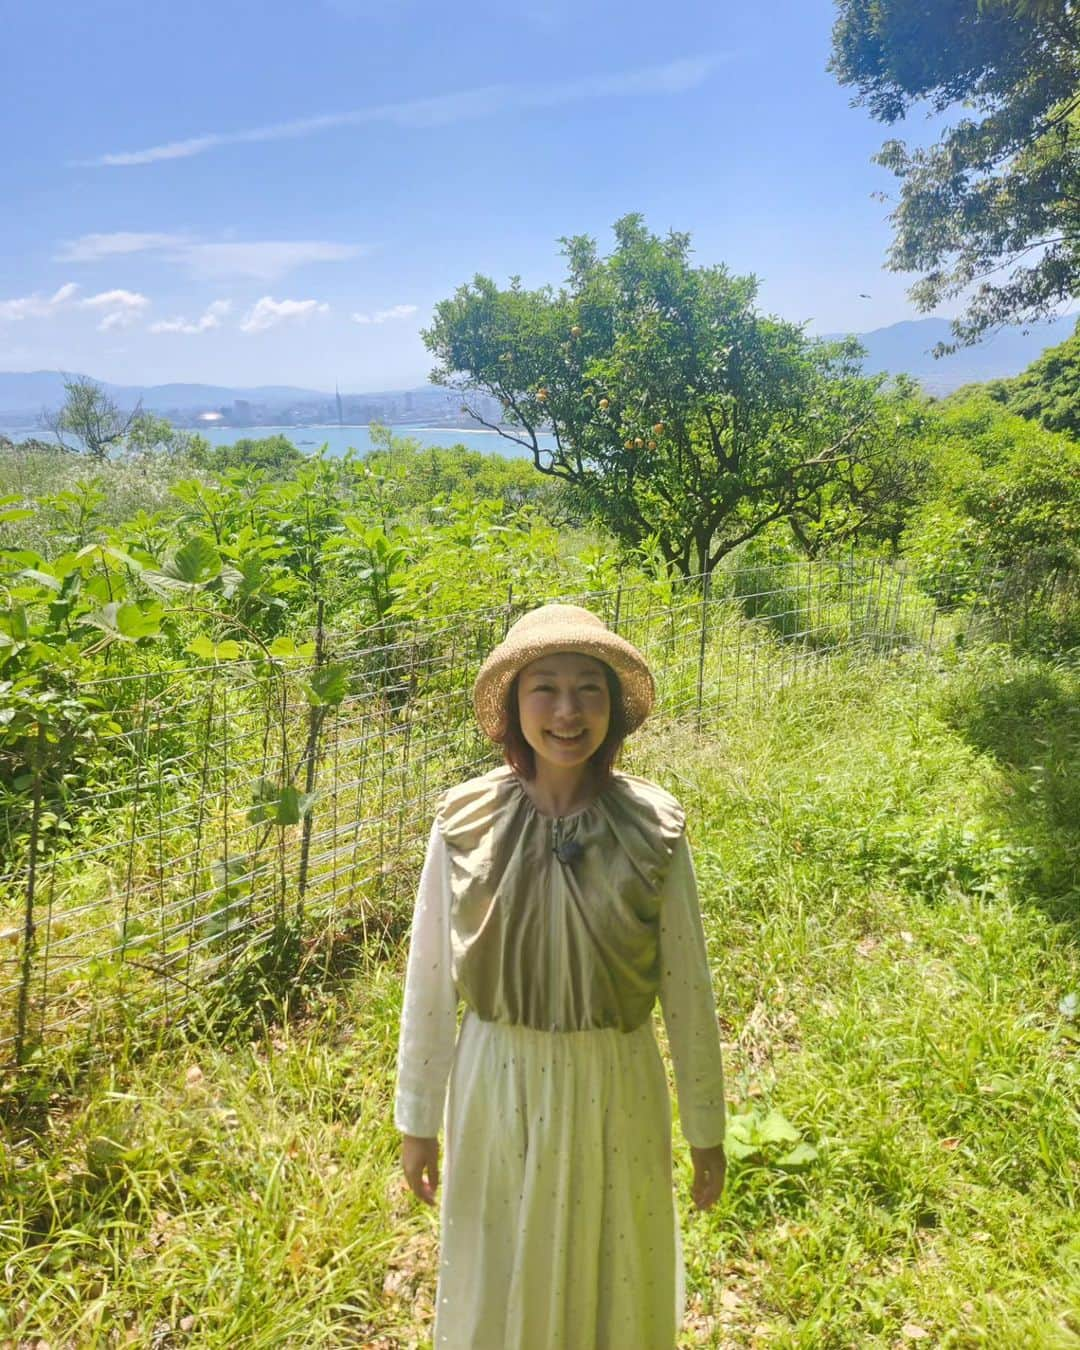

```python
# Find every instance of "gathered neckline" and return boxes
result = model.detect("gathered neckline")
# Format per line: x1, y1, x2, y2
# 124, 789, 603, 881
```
506, 768, 618, 822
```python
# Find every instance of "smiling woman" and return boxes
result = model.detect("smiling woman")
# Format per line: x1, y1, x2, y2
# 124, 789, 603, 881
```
394, 603, 729, 1350
504, 653, 623, 814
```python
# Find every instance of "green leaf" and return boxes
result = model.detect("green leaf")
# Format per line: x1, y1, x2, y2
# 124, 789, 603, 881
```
723, 1134, 759, 1162
211, 855, 251, 893
776, 1142, 818, 1168
18, 569, 61, 593
724, 1114, 760, 1159
170, 536, 222, 584
116, 918, 155, 952
0, 606, 30, 641
277, 785, 302, 825
145, 536, 222, 593
755, 1110, 801, 1146
247, 776, 282, 824
102, 546, 144, 571
119, 601, 162, 639
2, 550, 41, 568
302, 662, 348, 707
186, 635, 216, 660
219, 564, 245, 596
186, 636, 242, 661
86, 601, 162, 642
247, 778, 316, 827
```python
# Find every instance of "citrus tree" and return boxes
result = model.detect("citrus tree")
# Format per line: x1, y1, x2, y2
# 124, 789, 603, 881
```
424, 215, 885, 576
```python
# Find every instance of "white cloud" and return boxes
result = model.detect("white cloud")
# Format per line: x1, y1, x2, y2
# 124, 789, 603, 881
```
0, 282, 79, 320
56, 232, 188, 262
0, 282, 152, 331
239, 296, 329, 334
82, 55, 725, 166
149, 299, 231, 335
55, 232, 365, 281
80, 289, 151, 331
184, 240, 363, 281
351, 303, 418, 325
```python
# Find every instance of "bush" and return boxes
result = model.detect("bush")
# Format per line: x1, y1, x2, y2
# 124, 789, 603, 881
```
900, 396, 1080, 645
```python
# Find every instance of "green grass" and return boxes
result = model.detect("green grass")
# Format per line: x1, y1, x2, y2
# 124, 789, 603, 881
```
2, 643, 1079, 1347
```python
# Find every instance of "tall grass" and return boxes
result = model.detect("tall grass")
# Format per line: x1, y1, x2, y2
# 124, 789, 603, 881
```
2, 643, 1078, 1346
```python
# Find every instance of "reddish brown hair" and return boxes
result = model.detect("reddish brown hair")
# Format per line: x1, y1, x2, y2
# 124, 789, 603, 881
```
499, 661, 627, 785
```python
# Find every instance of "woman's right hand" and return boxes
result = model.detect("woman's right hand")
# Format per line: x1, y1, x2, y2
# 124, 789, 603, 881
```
402, 1134, 440, 1205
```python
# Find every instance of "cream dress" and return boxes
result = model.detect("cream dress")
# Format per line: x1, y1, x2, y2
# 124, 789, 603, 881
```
395, 767, 726, 1350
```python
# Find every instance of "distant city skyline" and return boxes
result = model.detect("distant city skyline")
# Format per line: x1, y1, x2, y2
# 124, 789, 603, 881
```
3, 0, 1067, 388
4, 312, 1078, 427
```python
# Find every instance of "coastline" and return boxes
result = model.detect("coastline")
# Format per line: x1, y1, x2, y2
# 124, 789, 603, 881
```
0, 421, 552, 461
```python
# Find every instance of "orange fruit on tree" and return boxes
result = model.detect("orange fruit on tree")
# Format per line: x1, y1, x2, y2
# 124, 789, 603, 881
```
599, 397, 610, 410
648, 439, 657, 450
652, 422, 664, 434
634, 438, 644, 449
570, 325, 582, 338
536, 387, 549, 402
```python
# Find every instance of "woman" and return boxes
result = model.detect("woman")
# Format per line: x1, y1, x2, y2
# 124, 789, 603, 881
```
395, 603, 727, 1349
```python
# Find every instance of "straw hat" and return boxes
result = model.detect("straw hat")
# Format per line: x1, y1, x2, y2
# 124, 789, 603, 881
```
473, 603, 655, 741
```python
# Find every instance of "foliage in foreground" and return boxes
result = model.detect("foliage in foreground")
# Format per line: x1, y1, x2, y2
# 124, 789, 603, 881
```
0, 444, 580, 828
2, 645, 1078, 1347
829, 0, 1080, 348
899, 394, 1080, 648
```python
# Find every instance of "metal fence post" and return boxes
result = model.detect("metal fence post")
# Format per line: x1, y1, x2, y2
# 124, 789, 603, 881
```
13, 725, 46, 1066
696, 570, 711, 731
297, 596, 326, 923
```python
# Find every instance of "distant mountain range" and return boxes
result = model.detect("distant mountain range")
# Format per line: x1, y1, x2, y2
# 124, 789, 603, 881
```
1, 314, 1077, 421
829, 314, 1079, 394
0, 374, 331, 415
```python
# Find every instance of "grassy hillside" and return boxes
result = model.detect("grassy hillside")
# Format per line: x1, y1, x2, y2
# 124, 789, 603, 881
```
3, 643, 1077, 1348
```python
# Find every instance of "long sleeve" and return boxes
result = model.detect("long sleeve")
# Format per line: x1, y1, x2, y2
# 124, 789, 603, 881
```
657, 832, 727, 1149
394, 820, 459, 1138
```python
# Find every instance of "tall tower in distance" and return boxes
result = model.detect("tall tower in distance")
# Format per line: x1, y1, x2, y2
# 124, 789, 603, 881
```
335, 383, 344, 427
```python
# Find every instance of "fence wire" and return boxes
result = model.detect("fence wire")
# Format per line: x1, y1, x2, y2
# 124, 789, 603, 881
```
1, 558, 949, 1069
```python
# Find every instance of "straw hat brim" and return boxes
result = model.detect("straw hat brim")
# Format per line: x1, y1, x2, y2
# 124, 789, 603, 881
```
473, 613, 654, 741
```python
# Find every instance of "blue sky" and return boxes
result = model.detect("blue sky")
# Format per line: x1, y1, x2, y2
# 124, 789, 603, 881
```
3, 0, 955, 391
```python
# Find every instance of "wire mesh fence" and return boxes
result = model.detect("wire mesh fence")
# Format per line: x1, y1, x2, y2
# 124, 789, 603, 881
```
1, 557, 952, 1071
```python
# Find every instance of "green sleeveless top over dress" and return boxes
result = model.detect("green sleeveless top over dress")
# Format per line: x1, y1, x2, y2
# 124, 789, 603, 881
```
395, 767, 726, 1350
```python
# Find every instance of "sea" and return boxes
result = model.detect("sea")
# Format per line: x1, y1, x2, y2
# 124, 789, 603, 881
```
0, 422, 556, 461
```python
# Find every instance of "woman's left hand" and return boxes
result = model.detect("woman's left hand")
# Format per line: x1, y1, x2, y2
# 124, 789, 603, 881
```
689, 1144, 726, 1211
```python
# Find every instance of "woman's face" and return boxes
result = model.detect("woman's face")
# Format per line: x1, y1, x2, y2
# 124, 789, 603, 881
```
516, 652, 611, 773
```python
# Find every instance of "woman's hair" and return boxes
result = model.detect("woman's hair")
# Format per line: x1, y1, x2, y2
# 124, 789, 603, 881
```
500, 660, 627, 785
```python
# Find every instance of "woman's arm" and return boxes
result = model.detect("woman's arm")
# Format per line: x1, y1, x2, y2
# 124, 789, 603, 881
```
395, 820, 458, 1147
657, 831, 728, 1193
